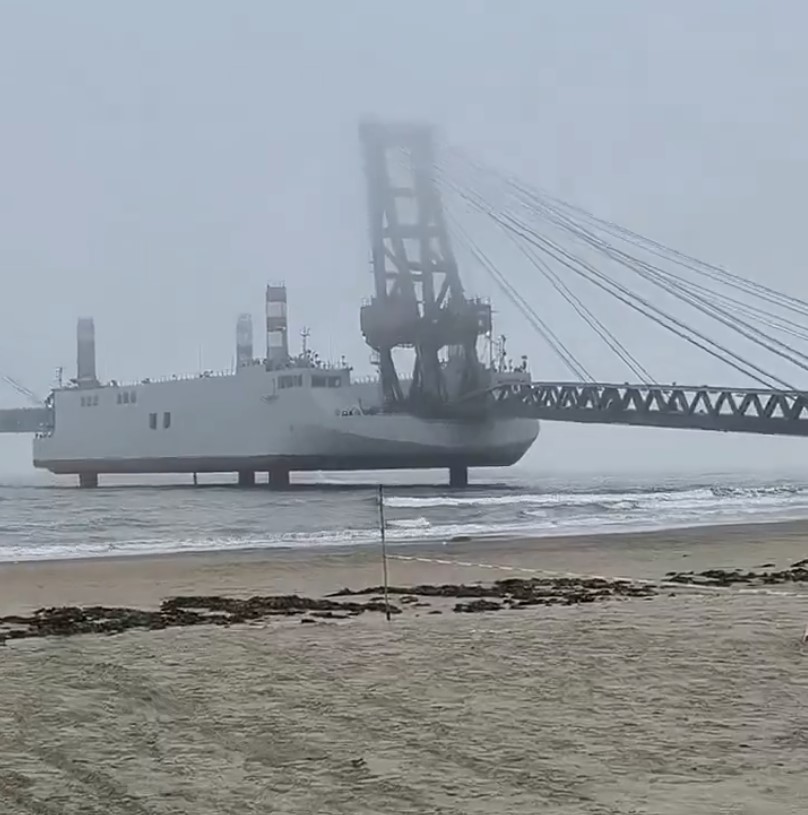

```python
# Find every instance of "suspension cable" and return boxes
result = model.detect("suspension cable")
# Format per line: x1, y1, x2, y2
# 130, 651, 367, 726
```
436, 154, 802, 388
447, 210, 593, 379
524, 195, 808, 374
444, 145, 808, 320
448, 174, 790, 388
446, 175, 655, 382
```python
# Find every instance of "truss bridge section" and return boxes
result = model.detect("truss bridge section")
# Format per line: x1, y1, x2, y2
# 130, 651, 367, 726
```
488, 381, 808, 436
0, 407, 50, 434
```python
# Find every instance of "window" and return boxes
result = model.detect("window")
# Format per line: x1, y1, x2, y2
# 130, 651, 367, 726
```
93, 395, 99, 406
163, 411, 171, 429
116, 392, 122, 404
149, 412, 157, 430
312, 374, 342, 388
278, 374, 303, 389
130, 391, 137, 404
122, 391, 130, 404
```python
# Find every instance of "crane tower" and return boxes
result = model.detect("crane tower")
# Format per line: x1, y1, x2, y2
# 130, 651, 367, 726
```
359, 120, 491, 414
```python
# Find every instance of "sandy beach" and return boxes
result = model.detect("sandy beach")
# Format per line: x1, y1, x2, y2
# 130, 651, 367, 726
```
2, 521, 808, 813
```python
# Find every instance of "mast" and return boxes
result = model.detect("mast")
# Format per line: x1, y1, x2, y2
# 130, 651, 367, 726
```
236, 313, 254, 367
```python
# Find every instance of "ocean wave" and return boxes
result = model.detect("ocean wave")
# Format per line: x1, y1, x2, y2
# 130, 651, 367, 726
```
7, 503, 808, 564
387, 517, 431, 529
3, 478, 808, 563
385, 484, 806, 511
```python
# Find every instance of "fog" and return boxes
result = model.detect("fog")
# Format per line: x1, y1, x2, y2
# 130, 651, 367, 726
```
1, 1, 807, 476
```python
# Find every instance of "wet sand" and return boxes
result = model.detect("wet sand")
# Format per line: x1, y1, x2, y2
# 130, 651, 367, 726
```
2, 521, 808, 813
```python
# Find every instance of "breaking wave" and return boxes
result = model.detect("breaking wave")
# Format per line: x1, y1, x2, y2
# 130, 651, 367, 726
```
2, 478, 808, 562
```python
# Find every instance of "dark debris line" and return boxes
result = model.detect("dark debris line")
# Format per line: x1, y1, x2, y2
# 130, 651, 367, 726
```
0, 595, 398, 645
665, 559, 808, 587
0, 575, 654, 644
329, 575, 655, 612
2, 563, 807, 644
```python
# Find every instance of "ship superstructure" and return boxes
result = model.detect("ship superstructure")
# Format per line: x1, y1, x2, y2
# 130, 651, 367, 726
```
31, 121, 539, 487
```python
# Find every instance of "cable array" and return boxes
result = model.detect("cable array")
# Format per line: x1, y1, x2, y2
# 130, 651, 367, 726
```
435, 146, 808, 389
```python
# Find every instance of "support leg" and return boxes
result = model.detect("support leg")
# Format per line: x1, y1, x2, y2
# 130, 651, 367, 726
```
192, 472, 198, 486
78, 472, 99, 489
267, 467, 290, 490
237, 470, 256, 487
449, 465, 468, 488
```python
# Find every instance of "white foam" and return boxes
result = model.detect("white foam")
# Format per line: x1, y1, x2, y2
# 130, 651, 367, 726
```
3, 481, 808, 563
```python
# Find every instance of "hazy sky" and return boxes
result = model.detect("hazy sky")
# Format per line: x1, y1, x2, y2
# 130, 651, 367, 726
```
1, 1, 807, 475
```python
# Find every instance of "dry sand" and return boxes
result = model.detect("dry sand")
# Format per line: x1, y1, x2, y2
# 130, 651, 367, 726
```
2, 521, 808, 814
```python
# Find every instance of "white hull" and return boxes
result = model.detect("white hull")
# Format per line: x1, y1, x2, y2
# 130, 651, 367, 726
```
33, 365, 539, 476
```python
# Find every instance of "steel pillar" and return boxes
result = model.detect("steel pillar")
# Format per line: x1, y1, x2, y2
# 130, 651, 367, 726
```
267, 467, 290, 490
78, 473, 98, 489
237, 470, 256, 487
449, 465, 468, 488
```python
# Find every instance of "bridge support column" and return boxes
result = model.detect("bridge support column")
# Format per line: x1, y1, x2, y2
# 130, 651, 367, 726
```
78, 473, 98, 489
237, 470, 256, 487
267, 467, 290, 490
449, 465, 468, 489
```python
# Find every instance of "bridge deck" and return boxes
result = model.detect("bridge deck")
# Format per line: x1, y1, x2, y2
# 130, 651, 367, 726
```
490, 382, 808, 436
0, 407, 50, 434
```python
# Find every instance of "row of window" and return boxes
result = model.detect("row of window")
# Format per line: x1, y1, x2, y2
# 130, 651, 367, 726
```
278, 374, 304, 389
278, 373, 343, 390
311, 375, 343, 388
79, 371, 343, 409
79, 394, 172, 433
78, 368, 344, 413
148, 411, 172, 430
80, 390, 138, 407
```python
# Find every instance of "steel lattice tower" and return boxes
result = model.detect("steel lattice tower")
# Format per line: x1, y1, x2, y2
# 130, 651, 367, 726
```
359, 120, 491, 413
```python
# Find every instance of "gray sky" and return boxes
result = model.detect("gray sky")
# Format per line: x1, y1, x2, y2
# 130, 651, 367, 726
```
1, 0, 807, 475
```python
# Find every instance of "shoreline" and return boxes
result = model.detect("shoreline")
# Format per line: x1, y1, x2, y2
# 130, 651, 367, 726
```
4, 514, 808, 810
3, 516, 808, 615
4, 511, 808, 568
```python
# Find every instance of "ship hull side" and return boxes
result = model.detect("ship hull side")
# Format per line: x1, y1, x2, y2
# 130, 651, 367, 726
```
33, 445, 532, 475
32, 369, 539, 475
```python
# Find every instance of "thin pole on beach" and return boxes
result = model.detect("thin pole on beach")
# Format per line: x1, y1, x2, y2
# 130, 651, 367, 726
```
378, 484, 392, 622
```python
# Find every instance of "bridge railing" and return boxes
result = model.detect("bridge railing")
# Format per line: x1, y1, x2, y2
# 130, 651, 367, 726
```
489, 381, 808, 436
